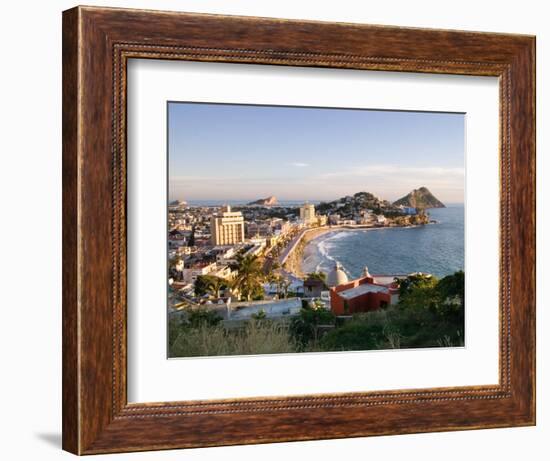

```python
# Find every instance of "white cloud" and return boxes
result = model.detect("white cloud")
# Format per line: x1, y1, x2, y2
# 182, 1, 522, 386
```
320, 164, 464, 179
169, 163, 465, 203
287, 162, 310, 167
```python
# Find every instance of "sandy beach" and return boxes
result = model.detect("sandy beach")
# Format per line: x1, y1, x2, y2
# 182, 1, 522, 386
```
282, 225, 385, 277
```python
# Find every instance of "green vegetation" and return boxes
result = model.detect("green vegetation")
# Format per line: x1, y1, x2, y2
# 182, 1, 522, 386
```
194, 275, 230, 299
397, 271, 464, 322
267, 271, 291, 299
193, 253, 270, 302
289, 305, 336, 350
229, 254, 265, 301
316, 191, 389, 215
169, 271, 465, 357
393, 186, 445, 209
186, 308, 223, 328
169, 317, 297, 357
319, 306, 463, 351
305, 271, 328, 288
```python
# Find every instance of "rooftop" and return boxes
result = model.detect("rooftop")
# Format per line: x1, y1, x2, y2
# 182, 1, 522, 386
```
337, 283, 389, 300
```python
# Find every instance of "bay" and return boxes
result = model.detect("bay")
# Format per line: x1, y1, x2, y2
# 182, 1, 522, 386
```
302, 205, 464, 279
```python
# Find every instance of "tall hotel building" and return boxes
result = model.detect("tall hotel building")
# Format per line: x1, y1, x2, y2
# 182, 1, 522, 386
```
210, 205, 245, 245
299, 203, 316, 224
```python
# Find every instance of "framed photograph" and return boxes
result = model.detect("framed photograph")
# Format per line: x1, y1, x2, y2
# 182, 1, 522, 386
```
62, 6, 535, 454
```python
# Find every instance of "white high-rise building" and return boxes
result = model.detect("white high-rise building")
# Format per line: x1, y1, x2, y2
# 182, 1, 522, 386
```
300, 203, 316, 224
210, 205, 245, 245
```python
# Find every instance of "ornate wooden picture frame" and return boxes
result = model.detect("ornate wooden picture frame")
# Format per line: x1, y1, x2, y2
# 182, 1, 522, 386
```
62, 6, 535, 455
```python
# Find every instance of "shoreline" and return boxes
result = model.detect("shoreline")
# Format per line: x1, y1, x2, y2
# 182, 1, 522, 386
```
283, 223, 428, 278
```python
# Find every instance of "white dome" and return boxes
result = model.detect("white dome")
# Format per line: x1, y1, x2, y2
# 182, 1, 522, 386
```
327, 262, 349, 287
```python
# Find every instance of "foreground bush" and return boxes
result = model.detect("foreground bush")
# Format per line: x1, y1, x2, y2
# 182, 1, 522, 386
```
320, 306, 464, 351
169, 303, 463, 357
320, 321, 386, 351
289, 305, 336, 350
169, 319, 298, 357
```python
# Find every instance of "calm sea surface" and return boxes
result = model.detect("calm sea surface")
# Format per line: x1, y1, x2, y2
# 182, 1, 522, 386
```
302, 205, 464, 279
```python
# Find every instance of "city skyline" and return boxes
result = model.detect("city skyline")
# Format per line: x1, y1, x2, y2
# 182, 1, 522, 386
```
168, 102, 465, 204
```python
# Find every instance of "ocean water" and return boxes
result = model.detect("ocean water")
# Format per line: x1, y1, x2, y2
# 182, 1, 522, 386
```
302, 205, 464, 279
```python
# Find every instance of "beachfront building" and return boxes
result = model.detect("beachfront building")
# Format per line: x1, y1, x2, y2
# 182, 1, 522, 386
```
299, 203, 316, 225
399, 206, 417, 215
328, 264, 402, 315
376, 214, 387, 225
210, 205, 245, 245
328, 214, 340, 225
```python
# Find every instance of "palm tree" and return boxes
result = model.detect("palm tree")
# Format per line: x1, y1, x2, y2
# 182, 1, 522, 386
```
265, 270, 280, 297
230, 254, 265, 301
205, 277, 227, 299
270, 261, 282, 273
306, 271, 328, 288
194, 275, 227, 299
279, 278, 291, 299
269, 273, 291, 299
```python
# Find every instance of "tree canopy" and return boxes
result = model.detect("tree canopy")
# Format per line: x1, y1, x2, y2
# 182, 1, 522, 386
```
230, 254, 265, 301
194, 275, 229, 299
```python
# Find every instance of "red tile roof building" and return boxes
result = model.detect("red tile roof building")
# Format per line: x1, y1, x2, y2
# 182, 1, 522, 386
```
329, 265, 401, 315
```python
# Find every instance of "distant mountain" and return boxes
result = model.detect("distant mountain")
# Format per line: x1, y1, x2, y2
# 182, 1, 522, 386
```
393, 187, 445, 209
169, 199, 187, 207
247, 196, 278, 206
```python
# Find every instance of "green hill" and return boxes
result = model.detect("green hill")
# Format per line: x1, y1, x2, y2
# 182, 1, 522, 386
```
393, 187, 445, 209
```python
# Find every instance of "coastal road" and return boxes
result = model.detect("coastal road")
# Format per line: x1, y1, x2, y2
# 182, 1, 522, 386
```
278, 228, 309, 266
279, 226, 339, 266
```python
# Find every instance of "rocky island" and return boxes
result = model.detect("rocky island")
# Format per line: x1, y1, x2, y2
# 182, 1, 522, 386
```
393, 186, 445, 209
247, 196, 278, 206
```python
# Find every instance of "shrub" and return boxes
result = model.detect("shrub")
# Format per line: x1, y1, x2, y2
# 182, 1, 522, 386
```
321, 305, 464, 352
168, 317, 184, 349
169, 319, 298, 357
320, 322, 386, 351
194, 275, 229, 298
251, 309, 267, 320
186, 308, 223, 328
289, 306, 336, 349
398, 271, 465, 325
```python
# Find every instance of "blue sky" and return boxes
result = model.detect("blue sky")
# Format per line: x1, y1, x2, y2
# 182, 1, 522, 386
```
168, 102, 465, 203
